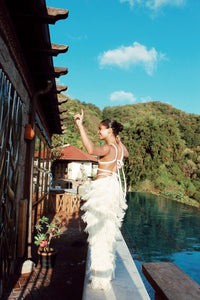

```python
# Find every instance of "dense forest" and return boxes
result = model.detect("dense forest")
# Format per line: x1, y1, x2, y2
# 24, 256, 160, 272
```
52, 95, 200, 207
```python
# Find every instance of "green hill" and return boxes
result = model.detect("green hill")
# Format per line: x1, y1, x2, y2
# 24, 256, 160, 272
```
52, 97, 200, 207
52, 97, 102, 150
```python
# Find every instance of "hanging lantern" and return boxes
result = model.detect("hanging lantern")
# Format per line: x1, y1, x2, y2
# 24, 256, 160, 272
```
24, 124, 35, 140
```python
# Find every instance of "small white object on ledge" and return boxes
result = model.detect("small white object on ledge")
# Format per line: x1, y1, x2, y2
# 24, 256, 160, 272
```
21, 259, 35, 274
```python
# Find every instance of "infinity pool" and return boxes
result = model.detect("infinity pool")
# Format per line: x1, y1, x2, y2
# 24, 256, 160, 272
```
122, 192, 200, 298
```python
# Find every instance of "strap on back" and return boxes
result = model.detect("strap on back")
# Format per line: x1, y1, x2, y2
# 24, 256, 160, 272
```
98, 143, 118, 164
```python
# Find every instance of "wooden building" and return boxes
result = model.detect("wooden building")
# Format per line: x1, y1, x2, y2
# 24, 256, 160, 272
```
0, 0, 68, 296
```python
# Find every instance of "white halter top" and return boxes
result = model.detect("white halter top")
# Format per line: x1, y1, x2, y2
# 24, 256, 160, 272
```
98, 143, 123, 169
97, 143, 126, 197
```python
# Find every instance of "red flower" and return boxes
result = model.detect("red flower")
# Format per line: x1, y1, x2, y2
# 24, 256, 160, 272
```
40, 240, 48, 248
51, 227, 56, 233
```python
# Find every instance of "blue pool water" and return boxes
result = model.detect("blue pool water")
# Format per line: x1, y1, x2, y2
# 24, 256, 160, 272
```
122, 192, 200, 298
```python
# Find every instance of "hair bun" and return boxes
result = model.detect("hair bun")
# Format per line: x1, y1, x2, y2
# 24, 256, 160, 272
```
117, 122, 123, 132
101, 119, 124, 136
111, 120, 123, 135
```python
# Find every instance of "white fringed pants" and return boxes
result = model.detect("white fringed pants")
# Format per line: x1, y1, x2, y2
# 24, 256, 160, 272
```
81, 173, 127, 290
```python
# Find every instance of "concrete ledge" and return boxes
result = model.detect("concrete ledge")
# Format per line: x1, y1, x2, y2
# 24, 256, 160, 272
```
82, 230, 150, 300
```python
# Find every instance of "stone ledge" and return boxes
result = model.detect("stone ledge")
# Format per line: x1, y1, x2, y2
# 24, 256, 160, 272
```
82, 230, 150, 300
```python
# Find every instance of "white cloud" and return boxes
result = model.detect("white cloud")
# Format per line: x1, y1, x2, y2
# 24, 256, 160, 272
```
119, 0, 139, 8
99, 42, 164, 75
146, 0, 185, 10
119, 0, 186, 10
141, 96, 153, 103
110, 90, 137, 103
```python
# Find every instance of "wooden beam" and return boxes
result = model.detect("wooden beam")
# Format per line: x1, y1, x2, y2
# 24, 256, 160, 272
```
61, 121, 68, 125
51, 44, 69, 56
47, 7, 69, 24
54, 67, 68, 77
27, 44, 69, 57
33, 67, 68, 78
11, 7, 69, 25
57, 96, 69, 105
17, 200, 28, 257
58, 108, 68, 114
60, 115, 68, 121
56, 85, 68, 93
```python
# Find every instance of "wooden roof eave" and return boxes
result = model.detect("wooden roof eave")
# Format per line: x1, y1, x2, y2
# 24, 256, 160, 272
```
51, 44, 69, 56
11, 7, 69, 25
61, 126, 67, 130
52, 100, 69, 109
60, 120, 68, 125
58, 108, 68, 114
4, 2, 68, 135
54, 67, 68, 77
33, 67, 68, 78
46, 7, 69, 24
60, 115, 68, 121
57, 96, 69, 105
56, 85, 68, 93
28, 44, 69, 57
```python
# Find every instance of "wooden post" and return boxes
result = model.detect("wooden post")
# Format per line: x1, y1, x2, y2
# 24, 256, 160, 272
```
17, 199, 28, 257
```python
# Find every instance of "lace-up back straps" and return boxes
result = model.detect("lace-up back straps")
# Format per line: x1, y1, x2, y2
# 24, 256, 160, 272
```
117, 145, 124, 170
116, 144, 127, 197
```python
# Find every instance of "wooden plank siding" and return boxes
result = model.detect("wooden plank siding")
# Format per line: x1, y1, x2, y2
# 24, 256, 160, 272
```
0, 0, 69, 297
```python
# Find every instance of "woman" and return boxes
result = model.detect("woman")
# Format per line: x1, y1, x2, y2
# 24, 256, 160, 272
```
74, 109, 129, 290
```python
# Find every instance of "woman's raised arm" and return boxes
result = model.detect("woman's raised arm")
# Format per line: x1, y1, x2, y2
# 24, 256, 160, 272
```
74, 109, 94, 154
74, 109, 110, 157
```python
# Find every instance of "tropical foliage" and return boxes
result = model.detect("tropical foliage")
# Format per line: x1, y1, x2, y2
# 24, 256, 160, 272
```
52, 96, 102, 150
52, 96, 200, 207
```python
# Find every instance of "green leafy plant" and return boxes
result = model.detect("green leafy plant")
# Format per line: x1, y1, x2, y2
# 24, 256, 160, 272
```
34, 216, 62, 252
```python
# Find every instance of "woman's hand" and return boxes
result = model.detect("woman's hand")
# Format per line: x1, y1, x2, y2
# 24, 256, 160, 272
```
116, 135, 121, 144
116, 135, 129, 157
74, 109, 84, 127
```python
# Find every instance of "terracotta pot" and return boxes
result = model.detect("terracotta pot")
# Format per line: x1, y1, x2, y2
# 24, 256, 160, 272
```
24, 124, 35, 140
38, 249, 57, 269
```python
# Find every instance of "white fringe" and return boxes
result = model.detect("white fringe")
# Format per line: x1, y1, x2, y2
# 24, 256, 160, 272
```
81, 174, 127, 290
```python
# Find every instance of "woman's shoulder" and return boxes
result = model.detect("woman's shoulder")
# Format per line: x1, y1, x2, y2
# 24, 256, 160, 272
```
99, 143, 112, 156
101, 143, 110, 151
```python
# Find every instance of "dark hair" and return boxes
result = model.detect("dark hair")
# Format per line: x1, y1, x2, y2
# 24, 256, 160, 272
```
101, 119, 123, 136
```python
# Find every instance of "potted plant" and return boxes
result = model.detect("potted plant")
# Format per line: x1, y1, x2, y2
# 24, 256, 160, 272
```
34, 216, 62, 269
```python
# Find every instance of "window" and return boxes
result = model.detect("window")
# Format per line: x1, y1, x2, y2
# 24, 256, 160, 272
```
0, 68, 23, 286
33, 127, 51, 205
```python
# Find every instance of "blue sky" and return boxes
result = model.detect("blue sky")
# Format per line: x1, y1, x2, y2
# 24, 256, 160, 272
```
47, 0, 200, 115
